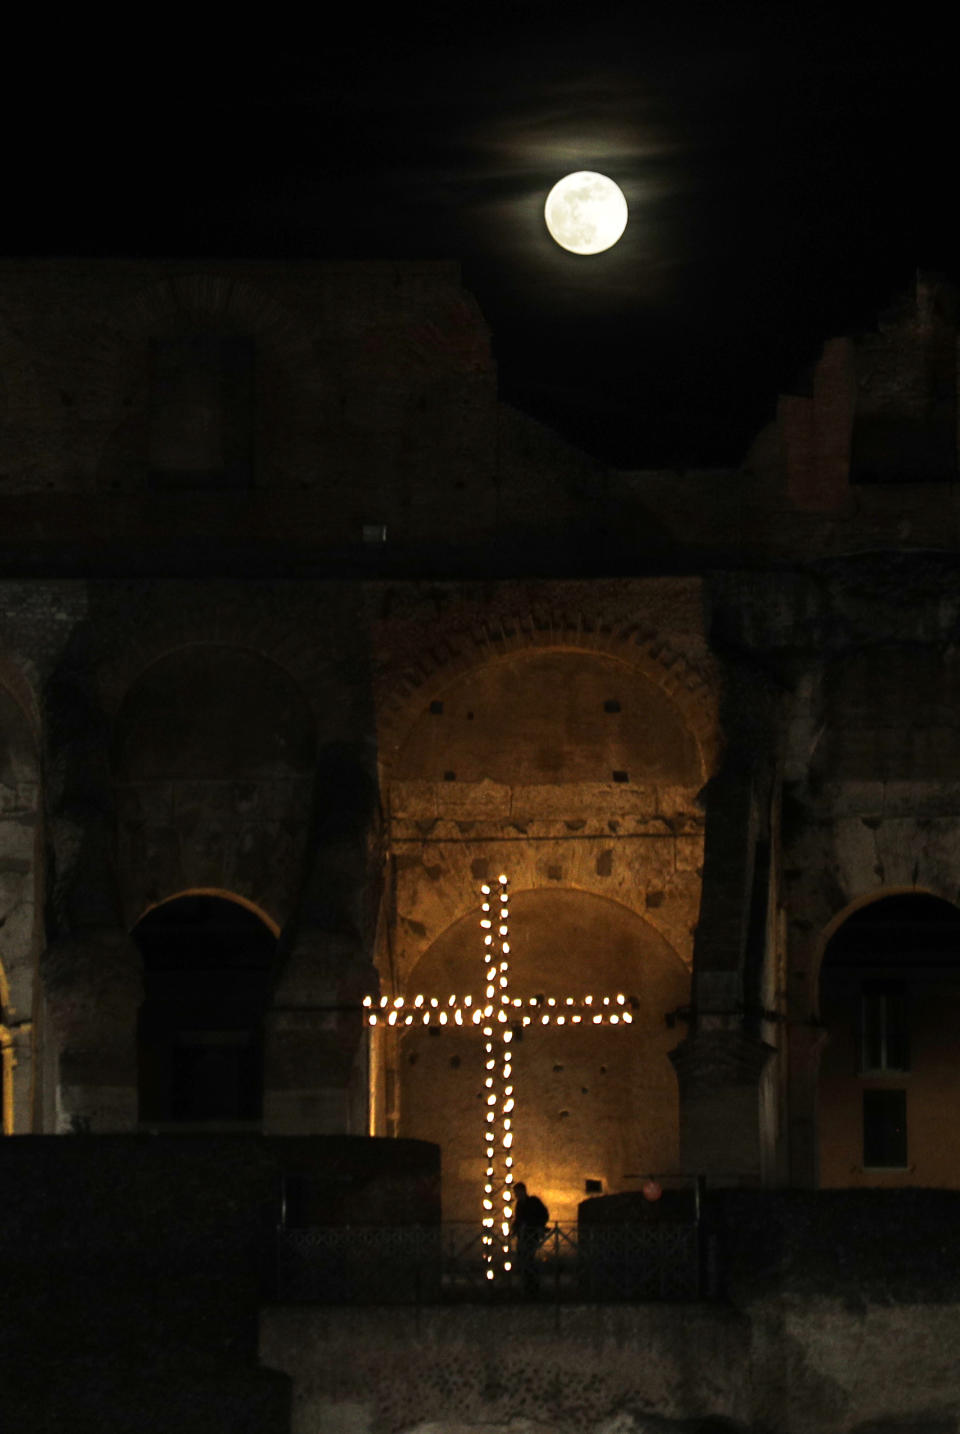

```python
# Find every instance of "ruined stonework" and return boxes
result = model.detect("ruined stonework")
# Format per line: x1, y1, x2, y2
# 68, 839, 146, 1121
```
3, 262, 960, 1430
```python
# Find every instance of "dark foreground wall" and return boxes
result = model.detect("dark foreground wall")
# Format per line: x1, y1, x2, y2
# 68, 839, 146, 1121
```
711, 1187, 960, 1304
0, 1133, 439, 1434
263, 1187, 960, 1434
262, 1298, 960, 1434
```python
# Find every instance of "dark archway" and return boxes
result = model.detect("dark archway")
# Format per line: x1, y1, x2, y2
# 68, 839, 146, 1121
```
133, 892, 277, 1126
819, 892, 960, 1186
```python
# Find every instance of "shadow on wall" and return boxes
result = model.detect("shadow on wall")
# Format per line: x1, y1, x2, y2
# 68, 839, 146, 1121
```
111, 643, 317, 927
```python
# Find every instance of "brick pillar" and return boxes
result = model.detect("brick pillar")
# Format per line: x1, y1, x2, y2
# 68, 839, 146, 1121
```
41, 929, 142, 1133
673, 668, 781, 1181
670, 1017, 775, 1180
263, 931, 376, 1136
264, 739, 382, 1136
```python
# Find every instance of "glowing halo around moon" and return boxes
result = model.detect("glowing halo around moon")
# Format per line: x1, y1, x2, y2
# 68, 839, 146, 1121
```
544, 171, 628, 254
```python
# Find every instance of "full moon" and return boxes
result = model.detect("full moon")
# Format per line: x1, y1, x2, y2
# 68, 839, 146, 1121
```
544, 172, 628, 255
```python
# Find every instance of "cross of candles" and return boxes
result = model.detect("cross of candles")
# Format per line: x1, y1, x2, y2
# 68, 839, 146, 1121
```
364, 874, 636, 1279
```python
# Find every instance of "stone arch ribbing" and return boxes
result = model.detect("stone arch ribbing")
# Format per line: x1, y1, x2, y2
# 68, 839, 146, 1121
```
111, 270, 321, 374
93, 607, 337, 735
811, 883, 959, 1018
377, 612, 720, 784
133, 887, 281, 939
395, 877, 689, 993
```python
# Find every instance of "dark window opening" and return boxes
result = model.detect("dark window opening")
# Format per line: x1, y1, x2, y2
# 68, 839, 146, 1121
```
134, 894, 275, 1125
603, 700, 621, 713
171, 1030, 262, 1122
861, 979, 910, 1073
148, 333, 255, 491
863, 1088, 907, 1168
584, 1178, 603, 1194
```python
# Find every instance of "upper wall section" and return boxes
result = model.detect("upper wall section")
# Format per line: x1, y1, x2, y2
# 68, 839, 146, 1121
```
0, 260, 493, 503
396, 650, 701, 786
5, 261, 960, 576
0, 260, 516, 574
0, 260, 611, 580
606, 276, 960, 566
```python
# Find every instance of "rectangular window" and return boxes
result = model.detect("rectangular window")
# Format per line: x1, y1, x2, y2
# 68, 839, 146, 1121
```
148, 334, 255, 491
861, 979, 909, 1072
863, 1088, 907, 1168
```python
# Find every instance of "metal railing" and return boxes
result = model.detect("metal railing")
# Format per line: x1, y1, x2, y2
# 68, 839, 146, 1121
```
275, 1219, 701, 1304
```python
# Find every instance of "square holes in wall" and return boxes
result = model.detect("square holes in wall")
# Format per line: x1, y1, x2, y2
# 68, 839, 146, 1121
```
612, 771, 629, 783
584, 1178, 604, 1194
430, 701, 444, 715
603, 700, 622, 713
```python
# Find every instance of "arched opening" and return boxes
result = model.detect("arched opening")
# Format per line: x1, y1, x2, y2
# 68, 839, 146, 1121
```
394, 887, 689, 1221
133, 892, 278, 1128
395, 649, 703, 787
818, 892, 960, 1186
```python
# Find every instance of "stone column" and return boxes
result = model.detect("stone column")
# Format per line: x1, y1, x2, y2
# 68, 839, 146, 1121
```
263, 931, 377, 1135
41, 928, 142, 1132
670, 1008, 776, 1179
671, 665, 782, 1182
263, 739, 382, 1136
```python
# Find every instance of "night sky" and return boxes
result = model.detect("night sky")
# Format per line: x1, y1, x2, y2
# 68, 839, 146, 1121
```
4, 8, 957, 467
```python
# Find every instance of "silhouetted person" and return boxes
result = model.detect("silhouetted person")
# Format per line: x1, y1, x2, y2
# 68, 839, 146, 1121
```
512, 1181, 549, 1295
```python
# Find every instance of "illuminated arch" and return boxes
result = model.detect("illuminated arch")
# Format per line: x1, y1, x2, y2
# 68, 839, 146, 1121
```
133, 887, 281, 940
378, 615, 719, 784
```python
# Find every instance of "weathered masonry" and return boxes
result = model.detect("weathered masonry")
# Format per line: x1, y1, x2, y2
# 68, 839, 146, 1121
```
4, 262, 960, 1432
